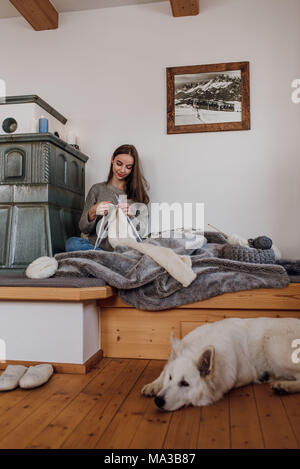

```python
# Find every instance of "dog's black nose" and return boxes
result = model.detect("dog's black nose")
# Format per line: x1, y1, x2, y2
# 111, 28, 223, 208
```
154, 396, 165, 409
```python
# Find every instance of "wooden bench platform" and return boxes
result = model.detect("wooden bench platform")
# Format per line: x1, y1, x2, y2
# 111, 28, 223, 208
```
0, 283, 300, 371
98, 284, 300, 359
0, 285, 114, 302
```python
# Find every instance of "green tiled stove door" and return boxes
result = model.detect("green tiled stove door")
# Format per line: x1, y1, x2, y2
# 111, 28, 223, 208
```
0, 206, 11, 267
9, 205, 50, 267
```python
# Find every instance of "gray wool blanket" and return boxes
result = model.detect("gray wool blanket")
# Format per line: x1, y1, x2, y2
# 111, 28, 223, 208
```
53, 232, 290, 311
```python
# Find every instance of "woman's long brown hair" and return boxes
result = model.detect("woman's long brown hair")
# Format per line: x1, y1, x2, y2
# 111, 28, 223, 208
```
106, 144, 150, 205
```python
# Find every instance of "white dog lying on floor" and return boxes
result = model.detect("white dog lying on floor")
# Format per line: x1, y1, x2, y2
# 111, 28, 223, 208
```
141, 318, 300, 411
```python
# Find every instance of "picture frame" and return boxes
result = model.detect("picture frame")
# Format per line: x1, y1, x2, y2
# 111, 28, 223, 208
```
167, 61, 250, 134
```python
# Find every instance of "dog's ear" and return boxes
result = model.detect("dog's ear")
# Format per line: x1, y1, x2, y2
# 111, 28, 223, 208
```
197, 346, 215, 379
170, 331, 181, 360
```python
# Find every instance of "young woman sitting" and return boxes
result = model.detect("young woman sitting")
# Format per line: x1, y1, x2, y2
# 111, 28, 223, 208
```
65, 144, 149, 252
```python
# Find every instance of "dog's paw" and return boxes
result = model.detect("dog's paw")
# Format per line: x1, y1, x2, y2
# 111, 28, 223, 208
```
271, 381, 291, 395
141, 382, 160, 397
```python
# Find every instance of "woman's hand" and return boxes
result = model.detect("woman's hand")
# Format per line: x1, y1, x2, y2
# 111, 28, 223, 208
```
96, 201, 112, 216
118, 203, 133, 217
88, 201, 133, 222
88, 201, 111, 221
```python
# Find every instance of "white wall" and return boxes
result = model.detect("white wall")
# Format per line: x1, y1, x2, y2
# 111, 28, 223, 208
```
0, 0, 299, 257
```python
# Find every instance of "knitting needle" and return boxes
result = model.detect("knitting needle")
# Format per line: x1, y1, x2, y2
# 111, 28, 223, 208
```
94, 216, 109, 250
94, 202, 114, 249
207, 223, 229, 237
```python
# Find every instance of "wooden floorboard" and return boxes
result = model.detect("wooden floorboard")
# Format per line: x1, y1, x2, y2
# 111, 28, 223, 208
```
197, 395, 230, 449
280, 393, 300, 447
253, 383, 299, 449
0, 359, 300, 449
95, 360, 167, 449
62, 359, 149, 449
0, 362, 108, 449
229, 384, 264, 449
164, 405, 201, 449
27, 359, 134, 449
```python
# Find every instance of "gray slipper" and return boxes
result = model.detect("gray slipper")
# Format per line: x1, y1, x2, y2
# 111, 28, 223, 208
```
19, 364, 54, 389
0, 365, 27, 391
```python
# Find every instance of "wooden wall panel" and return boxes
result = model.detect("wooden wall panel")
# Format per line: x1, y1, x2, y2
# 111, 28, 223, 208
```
100, 305, 300, 359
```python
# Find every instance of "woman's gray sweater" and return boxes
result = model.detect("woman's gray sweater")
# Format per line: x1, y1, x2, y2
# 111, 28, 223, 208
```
79, 181, 148, 250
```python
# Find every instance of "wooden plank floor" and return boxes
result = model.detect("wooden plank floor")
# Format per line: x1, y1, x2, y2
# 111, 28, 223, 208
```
0, 359, 299, 449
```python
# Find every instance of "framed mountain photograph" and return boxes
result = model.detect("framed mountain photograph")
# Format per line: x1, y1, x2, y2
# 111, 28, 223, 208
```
167, 61, 250, 134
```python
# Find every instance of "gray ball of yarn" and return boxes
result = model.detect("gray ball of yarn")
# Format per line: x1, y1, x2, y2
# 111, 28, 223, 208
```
248, 236, 273, 250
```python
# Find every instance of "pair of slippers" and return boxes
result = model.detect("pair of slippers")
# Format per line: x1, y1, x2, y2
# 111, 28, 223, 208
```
0, 364, 53, 391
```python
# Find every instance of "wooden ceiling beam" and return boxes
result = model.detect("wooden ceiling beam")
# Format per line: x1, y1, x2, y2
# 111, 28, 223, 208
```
9, 0, 58, 31
169, 0, 199, 17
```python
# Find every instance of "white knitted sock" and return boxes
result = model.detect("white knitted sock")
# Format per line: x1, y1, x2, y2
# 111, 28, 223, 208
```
19, 364, 54, 389
0, 365, 27, 391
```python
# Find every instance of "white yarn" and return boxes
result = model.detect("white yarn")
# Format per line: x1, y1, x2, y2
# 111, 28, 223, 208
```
272, 245, 282, 260
26, 256, 58, 279
227, 233, 249, 247
107, 206, 137, 248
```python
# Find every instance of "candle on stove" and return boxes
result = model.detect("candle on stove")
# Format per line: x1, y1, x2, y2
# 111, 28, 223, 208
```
39, 116, 48, 133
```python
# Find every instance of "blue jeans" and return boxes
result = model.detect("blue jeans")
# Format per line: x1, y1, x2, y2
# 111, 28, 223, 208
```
65, 237, 101, 252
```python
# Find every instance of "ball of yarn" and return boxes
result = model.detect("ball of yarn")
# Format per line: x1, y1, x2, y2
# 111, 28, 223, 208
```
248, 236, 273, 250
26, 256, 58, 279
